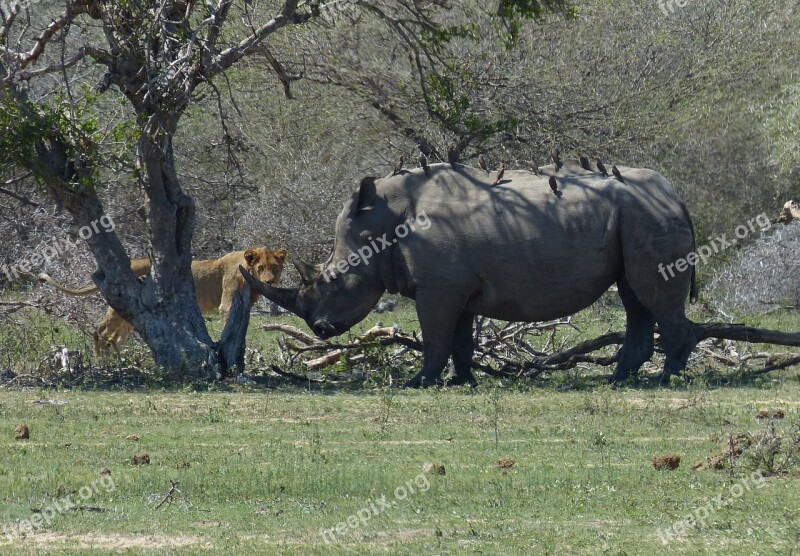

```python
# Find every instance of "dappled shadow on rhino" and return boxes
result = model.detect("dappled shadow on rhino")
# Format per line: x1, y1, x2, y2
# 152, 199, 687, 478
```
242, 160, 698, 387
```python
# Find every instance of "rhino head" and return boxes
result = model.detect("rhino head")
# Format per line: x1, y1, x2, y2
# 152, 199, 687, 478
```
240, 177, 387, 339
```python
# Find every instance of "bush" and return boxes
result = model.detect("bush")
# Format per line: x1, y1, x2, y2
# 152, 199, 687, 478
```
708, 221, 800, 314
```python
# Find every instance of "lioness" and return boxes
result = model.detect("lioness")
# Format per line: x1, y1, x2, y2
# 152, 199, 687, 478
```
39, 247, 288, 355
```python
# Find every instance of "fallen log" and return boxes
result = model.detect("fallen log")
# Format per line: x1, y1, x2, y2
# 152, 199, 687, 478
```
691, 322, 800, 346
748, 355, 800, 376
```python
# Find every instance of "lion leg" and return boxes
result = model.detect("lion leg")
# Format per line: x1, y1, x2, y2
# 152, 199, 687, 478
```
218, 276, 240, 325
92, 331, 106, 357
94, 308, 131, 356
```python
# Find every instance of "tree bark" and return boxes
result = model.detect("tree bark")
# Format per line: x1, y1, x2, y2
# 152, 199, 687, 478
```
217, 284, 252, 375
117, 121, 219, 378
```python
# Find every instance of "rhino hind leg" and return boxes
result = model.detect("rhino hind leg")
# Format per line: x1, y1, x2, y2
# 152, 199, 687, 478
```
444, 312, 478, 387
610, 278, 656, 383
656, 319, 697, 385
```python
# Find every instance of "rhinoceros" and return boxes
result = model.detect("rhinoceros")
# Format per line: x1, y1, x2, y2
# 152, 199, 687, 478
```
241, 160, 698, 387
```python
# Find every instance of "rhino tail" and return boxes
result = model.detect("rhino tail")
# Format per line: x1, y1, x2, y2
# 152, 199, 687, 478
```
680, 201, 699, 304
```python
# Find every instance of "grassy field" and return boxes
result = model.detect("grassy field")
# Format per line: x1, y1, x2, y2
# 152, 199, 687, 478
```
1, 295, 800, 553
1, 377, 800, 554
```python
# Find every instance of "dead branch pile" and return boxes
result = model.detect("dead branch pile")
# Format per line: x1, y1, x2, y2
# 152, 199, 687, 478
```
261, 318, 800, 382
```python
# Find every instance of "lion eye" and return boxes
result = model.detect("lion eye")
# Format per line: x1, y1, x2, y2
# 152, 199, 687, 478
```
271, 264, 279, 273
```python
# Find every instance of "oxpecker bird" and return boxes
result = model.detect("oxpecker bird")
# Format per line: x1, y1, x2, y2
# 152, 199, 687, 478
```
549, 175, 558, 194
418, 151, 429, 176
550, 148, 562, 171
596, 158, 608, 177
523, 160, 540, 176
612, 165, 624, 183
478, 154, 489, 174
392, 155, 404, 176
492, 162, 505, 186
579, 155, 591, 171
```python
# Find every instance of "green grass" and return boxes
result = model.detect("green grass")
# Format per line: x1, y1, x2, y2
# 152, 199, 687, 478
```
2, 294, 799, 553
1, 379, 800, 554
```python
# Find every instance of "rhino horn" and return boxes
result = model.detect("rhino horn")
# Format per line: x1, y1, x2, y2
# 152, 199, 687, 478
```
239, 265, 304, 317
294, 259, 321, 285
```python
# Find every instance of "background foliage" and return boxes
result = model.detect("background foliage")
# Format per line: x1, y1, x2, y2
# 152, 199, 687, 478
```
1, 0, 799, 356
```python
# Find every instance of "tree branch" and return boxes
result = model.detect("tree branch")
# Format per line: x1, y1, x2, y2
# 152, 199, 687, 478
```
206, 0, 313, 77
17, 47, 86, 80
257, 45, 294, 99
0, 182, 39, 207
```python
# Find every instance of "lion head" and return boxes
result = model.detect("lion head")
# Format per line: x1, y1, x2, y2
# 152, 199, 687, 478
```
243, 247, 288, 286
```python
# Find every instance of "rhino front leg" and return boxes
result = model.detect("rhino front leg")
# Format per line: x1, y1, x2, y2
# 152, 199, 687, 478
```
404, 289, 466, 388
445, 312, 478, 386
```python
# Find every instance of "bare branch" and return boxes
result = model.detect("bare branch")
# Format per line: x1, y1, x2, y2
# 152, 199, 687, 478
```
260, 323, 320, 345
17, 47, 85, 80
206, 0, 313, 77
205, 0, 234, 49
0, 179, 39, 207
257, 45, 293, 99
0, 1, 22, 42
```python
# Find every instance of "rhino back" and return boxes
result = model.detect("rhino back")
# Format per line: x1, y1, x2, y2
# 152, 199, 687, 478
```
376, 163, 691, 321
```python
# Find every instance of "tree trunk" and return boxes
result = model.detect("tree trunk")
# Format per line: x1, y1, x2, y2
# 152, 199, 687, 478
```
116, 122, 218, 378
32, 107, 237, 380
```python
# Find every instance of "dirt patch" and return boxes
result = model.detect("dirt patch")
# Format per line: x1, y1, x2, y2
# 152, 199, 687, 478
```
374, 528, 437, 542
3, 532, 204, 549
132, 453, 150, 465
756, 408, 784, 420
423, 462, 446, 475
14, 424, 29, 440
627, 397, 698, 410
652, 455, 681, 470
496, 458, 516, 469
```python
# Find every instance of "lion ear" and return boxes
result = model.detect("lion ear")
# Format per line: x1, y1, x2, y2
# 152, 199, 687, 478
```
244, 249, 257, 265
273, 248, 288, 263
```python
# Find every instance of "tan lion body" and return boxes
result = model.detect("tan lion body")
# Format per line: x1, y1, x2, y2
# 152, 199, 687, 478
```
39, 248, 287, 355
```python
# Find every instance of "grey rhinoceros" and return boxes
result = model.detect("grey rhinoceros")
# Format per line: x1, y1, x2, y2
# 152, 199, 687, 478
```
241, 160, 698, 387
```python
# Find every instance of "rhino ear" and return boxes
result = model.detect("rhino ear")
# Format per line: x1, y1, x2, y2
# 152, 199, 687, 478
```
356, 177, 377, 212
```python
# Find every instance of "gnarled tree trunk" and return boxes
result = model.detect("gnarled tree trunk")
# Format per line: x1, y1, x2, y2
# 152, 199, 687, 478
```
33, 117, 225, 379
